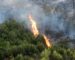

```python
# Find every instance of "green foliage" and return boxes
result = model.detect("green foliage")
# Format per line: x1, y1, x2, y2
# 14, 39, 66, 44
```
0, 20, 45, 60
0, 19, 75, 60
15, 54, 24, 60
41, 48, 51, 60
41, 47, 75, 60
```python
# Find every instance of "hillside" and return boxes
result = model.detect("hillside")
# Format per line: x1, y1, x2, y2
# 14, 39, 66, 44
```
0, 20, 75, 60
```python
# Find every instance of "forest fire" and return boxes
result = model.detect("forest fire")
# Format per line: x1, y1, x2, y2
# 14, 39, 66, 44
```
28, 15, 39, 37
28, 14, 52, 48
43, 34, 52, 48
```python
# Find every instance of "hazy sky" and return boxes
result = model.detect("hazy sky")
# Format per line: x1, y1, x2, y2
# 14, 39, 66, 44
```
0, 0, 67, 23
0, 0, 75, 38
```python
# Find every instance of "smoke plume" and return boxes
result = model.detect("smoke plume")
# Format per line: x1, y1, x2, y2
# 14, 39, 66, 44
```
0, 0, 75, 39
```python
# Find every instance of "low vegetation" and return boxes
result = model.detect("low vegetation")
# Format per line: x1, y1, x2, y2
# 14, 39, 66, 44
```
0, 19, 75, 60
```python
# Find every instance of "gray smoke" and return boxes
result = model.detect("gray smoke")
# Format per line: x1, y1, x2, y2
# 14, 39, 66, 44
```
0, 0, 75, 39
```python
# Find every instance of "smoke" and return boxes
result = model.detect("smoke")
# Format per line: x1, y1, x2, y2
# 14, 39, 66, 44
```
0, 0, 75, 39
0, 0, 45, 22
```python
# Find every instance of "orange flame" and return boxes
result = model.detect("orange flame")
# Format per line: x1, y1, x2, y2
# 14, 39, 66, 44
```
28, 15, 39, 37
28, 14, 52, 48
43, 34, 52, 48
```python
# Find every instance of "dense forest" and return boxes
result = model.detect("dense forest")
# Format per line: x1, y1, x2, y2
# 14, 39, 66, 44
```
0, 19, 75, 60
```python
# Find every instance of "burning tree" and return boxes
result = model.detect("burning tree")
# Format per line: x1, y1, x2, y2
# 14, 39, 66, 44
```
28, 14, 52, 48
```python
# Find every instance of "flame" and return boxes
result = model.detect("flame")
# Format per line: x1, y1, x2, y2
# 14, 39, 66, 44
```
43, 34, 52, 48
28, 14, 52, 48
28, 15, 39, 37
